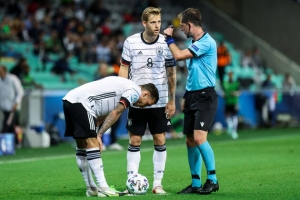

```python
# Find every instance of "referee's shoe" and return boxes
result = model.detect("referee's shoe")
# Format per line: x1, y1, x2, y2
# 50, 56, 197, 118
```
177, 185, 202, 194
197, 179, 219, 195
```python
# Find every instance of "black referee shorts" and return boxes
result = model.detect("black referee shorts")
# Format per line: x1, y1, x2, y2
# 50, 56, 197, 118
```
63, 100, 97, 139
126, 107, 171, 135
183, 87, 218, 135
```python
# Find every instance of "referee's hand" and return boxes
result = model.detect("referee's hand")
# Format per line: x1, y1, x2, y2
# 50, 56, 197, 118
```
163, 25, 174, 38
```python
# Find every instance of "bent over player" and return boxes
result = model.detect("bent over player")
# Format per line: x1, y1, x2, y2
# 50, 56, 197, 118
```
62, 76, 159, 197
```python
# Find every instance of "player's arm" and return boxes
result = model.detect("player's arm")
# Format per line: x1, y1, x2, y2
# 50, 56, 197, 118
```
163, 27, 194, 61
118, 63, 129, 78
165, 66, 176, 118
167, 66, 176, 101
96, 103, 126, 137
12, 75, 24, 112
168, 45, 193, 61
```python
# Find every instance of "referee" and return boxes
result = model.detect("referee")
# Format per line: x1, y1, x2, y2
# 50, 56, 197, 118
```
164, 8, 219, 195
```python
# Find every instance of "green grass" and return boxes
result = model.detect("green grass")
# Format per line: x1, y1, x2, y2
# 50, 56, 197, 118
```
0, 127, 300, 200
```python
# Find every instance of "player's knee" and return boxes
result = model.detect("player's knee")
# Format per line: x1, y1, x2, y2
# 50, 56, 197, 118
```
185, 137, 195, 146
153, 134, 166, 145
129, 134, 142, 146
193, 137, 207, 145
193, 130, 207, 145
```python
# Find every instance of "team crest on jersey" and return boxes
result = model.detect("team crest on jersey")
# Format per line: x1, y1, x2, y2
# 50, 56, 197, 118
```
156, 46, 163, 55
128, 118, 132, 126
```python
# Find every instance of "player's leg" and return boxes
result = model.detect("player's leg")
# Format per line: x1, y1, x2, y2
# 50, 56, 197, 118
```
127, 132, 142, 177
226, 105, 238, 139
126, 107, 147, 178
231, 114, 238, 139
148, 107, 171, 194
194, 91, 219, 195
231, 105, 239, 139
151, 133, 166, 193
85, 138, 120, 197
225, 105, 233, 135
177, 110, 202, 194
75, 139, 98, 196
84, 138, 109, 189
64, 101, 118, 197
63, 100, 98, 196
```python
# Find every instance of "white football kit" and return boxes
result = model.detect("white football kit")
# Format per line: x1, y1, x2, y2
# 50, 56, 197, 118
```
121, 32, 176, 108
63, 76, 141, 117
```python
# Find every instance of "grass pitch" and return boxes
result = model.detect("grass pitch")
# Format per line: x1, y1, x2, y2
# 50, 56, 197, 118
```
0, 127, 299, 200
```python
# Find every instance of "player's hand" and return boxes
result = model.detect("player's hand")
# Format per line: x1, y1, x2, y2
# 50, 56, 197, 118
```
181, 98, 186, 112
97, 134, 103, 153
12, 103, 18, 112
165, 100, 175, 119
163, 25, 174, 38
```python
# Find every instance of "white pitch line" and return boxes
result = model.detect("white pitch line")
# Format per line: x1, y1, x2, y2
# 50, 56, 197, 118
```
0, 154, 74, 164
0, 146, 183, 165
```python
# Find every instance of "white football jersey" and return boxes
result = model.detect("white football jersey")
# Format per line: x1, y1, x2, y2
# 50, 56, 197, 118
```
121, 32, 175, 108
63, 76, 141, 117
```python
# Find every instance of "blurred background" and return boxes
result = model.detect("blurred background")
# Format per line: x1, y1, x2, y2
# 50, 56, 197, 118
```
0, 0, 299, 153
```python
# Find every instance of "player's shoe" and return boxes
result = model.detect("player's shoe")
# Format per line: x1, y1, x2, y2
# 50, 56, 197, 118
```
177, 185, 202, 194
86, 186, 98, 197
108, 143, 124, 151
197, 179, 219, 195
231, 132, 238, 139
119, 189, 139, 196
152, 186, 166, 194
97, 186, 120, 197
122, 189, 129, 194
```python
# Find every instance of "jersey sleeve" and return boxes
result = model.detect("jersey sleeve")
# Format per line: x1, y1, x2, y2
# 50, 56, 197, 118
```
165, 46, 176, 67
188, 40, 211, 57
121, 39, 131, 66
120, 88, 140, 108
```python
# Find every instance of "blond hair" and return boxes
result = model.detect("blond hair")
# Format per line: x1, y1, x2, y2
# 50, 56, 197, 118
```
141, 7, 162, 22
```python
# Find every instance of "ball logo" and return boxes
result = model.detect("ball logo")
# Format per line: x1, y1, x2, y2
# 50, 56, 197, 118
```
128, 118, 132, 126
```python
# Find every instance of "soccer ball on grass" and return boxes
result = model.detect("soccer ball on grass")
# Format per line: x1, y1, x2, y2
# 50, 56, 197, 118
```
126, 174, 149, 194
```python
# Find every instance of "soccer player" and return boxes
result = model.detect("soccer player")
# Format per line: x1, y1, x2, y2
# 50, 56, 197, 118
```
62, 76, 159, 197
119, 7, 177, 194
223, 71, 240, 139
163, 8, 219, 195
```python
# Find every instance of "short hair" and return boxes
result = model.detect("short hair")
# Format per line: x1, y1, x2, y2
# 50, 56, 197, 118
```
141, 83, 159, 104
178, 8, 202, 27
141, 7, 162, 22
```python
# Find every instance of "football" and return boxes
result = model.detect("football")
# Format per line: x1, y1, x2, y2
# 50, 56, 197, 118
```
126, 174, 149, 194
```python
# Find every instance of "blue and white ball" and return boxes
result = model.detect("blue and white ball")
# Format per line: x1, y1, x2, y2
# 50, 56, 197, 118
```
126, 174, 149, 194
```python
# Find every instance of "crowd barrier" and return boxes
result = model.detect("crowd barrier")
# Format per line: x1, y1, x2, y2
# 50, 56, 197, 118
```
20, 89, 300, 142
